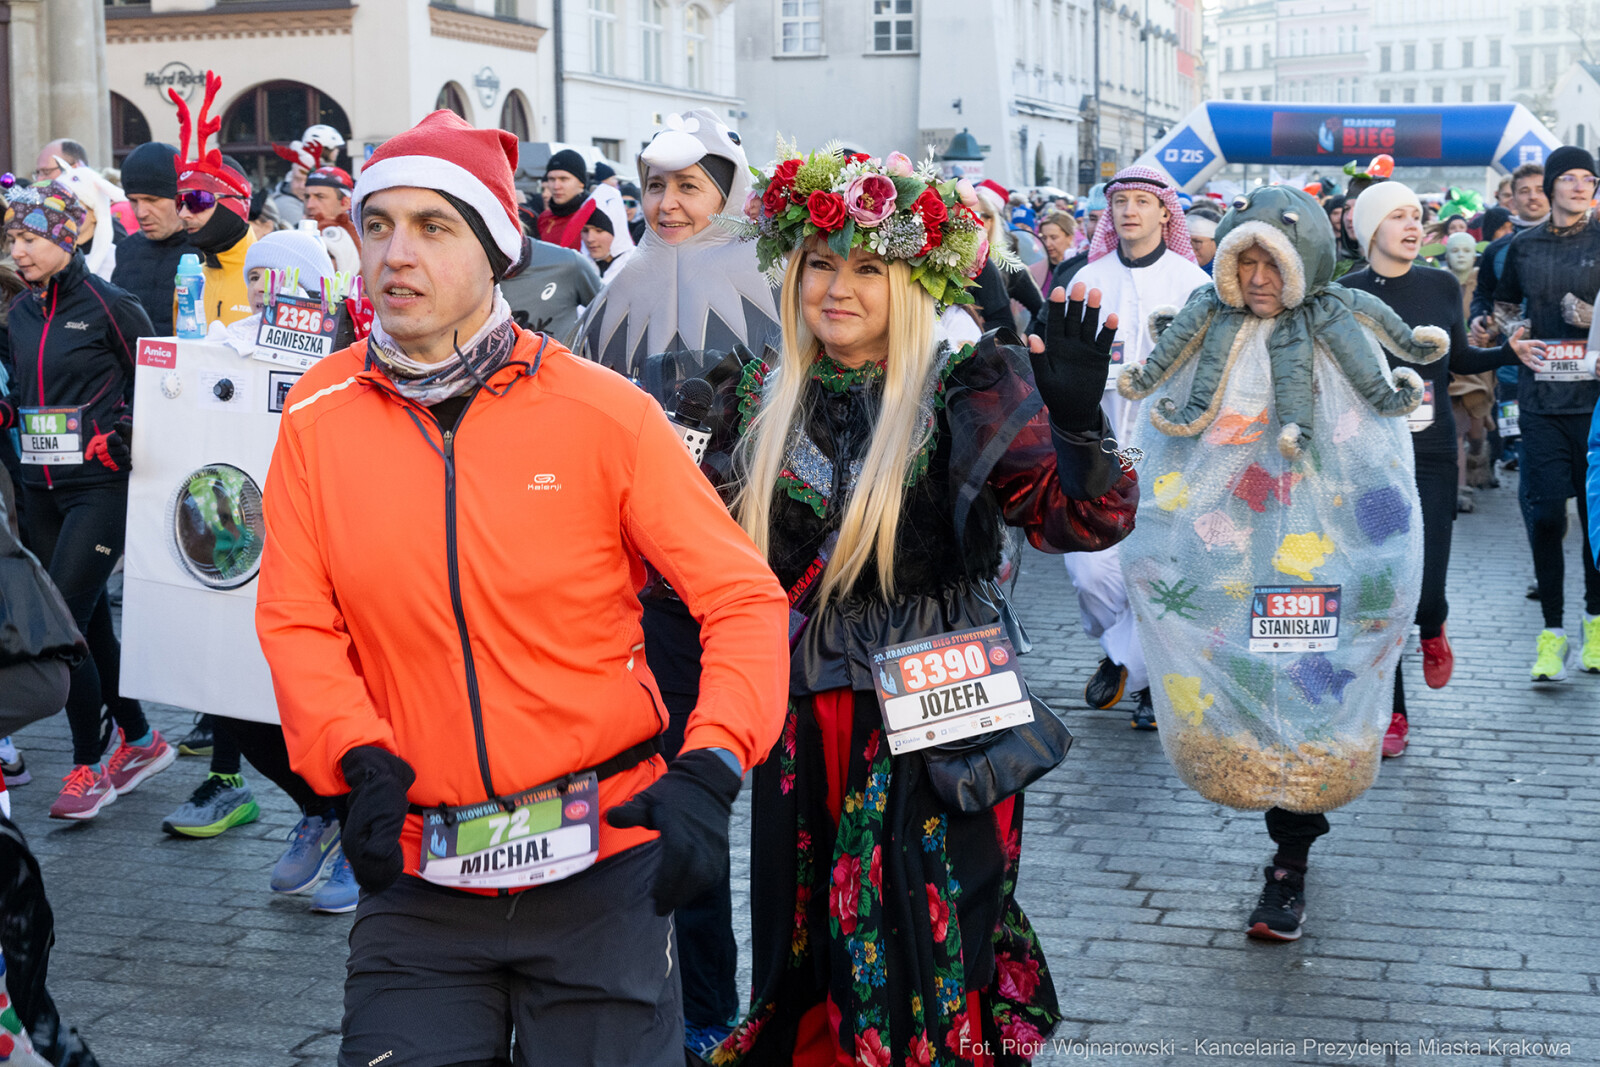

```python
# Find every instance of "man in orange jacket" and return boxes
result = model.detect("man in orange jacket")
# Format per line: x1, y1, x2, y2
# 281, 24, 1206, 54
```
255, 110, 789, 1066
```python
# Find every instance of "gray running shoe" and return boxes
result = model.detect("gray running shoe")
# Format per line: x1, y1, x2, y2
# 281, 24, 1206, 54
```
161, 773, 260, 838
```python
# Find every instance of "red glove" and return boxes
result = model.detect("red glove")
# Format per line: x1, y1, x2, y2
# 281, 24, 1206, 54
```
0, 399, 13, 431
344, 294, 374, 341
84, 418, 132, 472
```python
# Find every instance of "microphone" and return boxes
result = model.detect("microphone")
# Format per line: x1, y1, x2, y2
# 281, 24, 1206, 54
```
666, 378, 714, 464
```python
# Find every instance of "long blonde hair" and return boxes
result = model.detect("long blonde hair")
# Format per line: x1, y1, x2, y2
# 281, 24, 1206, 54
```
733, 245, 940, 603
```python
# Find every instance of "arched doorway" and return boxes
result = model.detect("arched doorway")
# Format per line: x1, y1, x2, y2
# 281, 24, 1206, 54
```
219, 80, 352, 186
436, 83, 470, 121
110, 92, 152, 166
500, 90, 532, 140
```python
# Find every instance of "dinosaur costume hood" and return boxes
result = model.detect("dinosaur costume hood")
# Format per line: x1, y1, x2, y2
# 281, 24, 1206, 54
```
1211, 185, 1336, 313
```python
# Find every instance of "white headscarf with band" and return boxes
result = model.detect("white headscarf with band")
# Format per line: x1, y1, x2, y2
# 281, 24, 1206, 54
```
1086, 165, 1198, 264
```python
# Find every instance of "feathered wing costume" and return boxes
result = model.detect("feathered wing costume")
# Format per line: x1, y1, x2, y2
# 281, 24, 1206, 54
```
573, 110, 779, 376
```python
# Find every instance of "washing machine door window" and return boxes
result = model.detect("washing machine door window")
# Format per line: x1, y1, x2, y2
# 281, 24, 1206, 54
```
168, 463, 266, 590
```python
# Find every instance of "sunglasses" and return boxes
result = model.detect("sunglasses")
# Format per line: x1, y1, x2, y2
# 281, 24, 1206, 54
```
623, 198, 639, 208
178, 189, 246, 214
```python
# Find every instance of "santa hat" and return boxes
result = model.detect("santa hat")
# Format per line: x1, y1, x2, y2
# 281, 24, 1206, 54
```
977, 179, 1010, 204
352, 109, 521, 266
170, 70, 252, 219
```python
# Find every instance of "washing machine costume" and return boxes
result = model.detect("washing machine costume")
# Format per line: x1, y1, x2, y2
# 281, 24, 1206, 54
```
1115, 185, 1446, 940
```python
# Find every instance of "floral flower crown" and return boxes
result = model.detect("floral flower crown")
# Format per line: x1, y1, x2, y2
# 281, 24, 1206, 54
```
724, 137, 1019, 307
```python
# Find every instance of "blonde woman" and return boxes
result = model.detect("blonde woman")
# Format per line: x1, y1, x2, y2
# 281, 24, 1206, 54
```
706, 149, 1139, 1065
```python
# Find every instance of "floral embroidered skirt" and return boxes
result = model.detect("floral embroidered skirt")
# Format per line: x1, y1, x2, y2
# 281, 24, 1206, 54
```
710, 689, 1060, 1067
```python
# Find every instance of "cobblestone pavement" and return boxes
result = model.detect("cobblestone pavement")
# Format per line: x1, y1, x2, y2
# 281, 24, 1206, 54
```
9, 468, 1597, 1067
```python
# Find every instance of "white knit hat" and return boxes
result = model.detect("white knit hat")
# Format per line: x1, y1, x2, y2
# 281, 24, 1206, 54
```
1351, 181, 1421, 259
244, 230, 335, 294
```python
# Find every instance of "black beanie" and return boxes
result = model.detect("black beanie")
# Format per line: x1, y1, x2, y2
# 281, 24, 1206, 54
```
695, 155, 736, 201
1481, 206, 1513, 239
545, 149, 587, 183
121, 141, 180, 200
583, 204, 614, 236
1543, 146, 1597, 200
593, 160, 616, 182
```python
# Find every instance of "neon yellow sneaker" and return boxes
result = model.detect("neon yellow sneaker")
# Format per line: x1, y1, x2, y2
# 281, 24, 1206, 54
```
1582, 617, 1600, 674
1531, 629, 1570, 682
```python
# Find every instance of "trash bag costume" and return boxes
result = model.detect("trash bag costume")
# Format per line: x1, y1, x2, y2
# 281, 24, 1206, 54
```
1116, 185, 1444, 812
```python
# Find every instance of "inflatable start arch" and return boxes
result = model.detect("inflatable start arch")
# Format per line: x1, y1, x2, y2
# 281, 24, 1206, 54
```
1135, 102, 1562, 192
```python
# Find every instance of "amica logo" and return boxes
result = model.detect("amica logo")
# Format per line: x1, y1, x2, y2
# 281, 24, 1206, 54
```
528, 473, 562, 491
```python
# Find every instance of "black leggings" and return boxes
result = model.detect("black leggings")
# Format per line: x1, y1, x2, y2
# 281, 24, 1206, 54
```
1520, 409, 1600, 627
1413, 451, 1457, 640
210, 716, 338, 817
20, 482, 148, 766
1265, 807, 1330, 871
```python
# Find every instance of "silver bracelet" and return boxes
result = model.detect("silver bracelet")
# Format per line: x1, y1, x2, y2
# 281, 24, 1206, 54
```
1100, 435, 1144, 472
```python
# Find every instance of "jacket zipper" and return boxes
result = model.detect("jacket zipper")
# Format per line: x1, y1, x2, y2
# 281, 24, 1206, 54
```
37, 282, 58, 489
439, 404, 497, 801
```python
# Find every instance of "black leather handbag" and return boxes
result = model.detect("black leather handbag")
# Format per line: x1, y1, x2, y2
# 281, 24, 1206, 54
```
920, 694, 1073, 813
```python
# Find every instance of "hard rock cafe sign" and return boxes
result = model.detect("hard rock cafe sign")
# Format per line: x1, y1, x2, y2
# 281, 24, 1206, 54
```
145, 61, 203, 101
474, 67, 501, 109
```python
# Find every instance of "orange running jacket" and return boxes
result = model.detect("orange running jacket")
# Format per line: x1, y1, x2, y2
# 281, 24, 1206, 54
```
256, 329, 789, 885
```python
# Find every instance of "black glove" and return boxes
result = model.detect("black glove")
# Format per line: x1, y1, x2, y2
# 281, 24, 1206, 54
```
605, 748, 741, 916
1028, 286, 1118, 432
339, 745, 417, 894
84, 416, 132, 472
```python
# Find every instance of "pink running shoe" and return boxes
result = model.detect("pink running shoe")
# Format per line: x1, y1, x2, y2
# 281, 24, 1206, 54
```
105, 728, 176, 796
49, 764, 117, 820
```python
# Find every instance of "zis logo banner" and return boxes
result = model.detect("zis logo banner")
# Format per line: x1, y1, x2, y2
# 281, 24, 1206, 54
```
1271, 113, 1443, 158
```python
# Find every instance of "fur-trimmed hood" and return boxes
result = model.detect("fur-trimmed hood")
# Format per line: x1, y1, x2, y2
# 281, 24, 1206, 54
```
1212, 185, 1336, 313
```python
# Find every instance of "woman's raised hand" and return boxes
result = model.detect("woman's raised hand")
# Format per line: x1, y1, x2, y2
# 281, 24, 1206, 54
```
1026, 282, 1120, 432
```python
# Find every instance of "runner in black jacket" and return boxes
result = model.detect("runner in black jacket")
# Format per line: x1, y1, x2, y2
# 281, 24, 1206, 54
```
0, 181, 175, 821
1346, 179, 1544, 756
1493, 147, 1600, 679
110, 141, 195, 337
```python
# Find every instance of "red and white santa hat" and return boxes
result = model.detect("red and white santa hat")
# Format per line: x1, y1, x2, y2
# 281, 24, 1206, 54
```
351, 109, 521, 265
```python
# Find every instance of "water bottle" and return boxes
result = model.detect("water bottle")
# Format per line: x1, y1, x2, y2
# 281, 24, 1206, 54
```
175, 253, 206, 339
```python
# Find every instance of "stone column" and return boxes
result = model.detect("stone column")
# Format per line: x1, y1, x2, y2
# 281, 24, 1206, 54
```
44, 0, 111, 165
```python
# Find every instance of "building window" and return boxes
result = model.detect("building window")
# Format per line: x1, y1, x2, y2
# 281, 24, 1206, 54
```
1260, 86, 1272, 101
1489, 39, 1501, 67
591, 0, 617, 75
500, 91, 532, 140
1243, 44, 1253, 69
592, 137, 623, 162
1489, 82, 1501, 100
1223, 88, 1234, 99
109, 92, 151, 165
1242, 87, 1253, 100
1403, 43, 1415, 70
1462, 40, 1473, 67
1518, 8, 1532, 30
1337, 77, 1346, 102
641, 0, 665, 82
1403, 87, 1416, 102
1380, 44, 1391, 71
1224, 46, 1233, 71
1461, 84, 1474, 102
494, 0, 519, 16
685, 6, 708, 88
1432, 41, 1443, 68
1262, 44, 1270, 63
1432, 85, 1444, 103
434, 82, 469, 118
779, 0, 822, 54
1543, 5, 1558, 29
1579, 123, 1587, 149
1379, 88, 1392, 103
871, 0, 915, 53
1544, 49, 1558, 84
1337, 25, 1346, 52
221, 80, 352, 185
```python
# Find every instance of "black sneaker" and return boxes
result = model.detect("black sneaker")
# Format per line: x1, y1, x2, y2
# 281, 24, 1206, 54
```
1526, 583, 1541, 601
1129, 688, 1156, 730
177, 715, 215, 758
1246, 866, 1305, 941
1085, 657, 1128, 709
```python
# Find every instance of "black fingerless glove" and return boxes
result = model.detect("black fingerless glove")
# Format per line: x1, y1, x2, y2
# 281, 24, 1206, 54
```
1028, 290, 1118, 433
605, 748, 741, 916
339, 745, 417, 894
